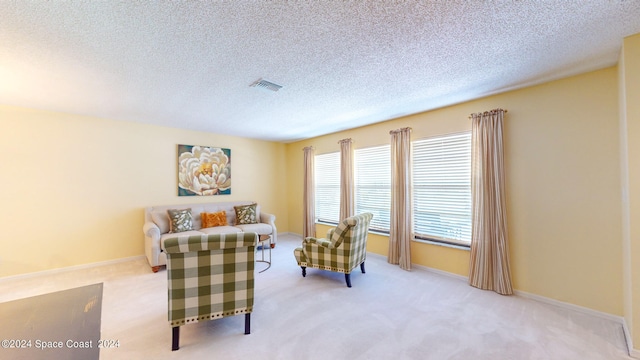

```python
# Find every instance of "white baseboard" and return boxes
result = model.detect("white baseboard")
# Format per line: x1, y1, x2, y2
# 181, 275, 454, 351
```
411, 261, 625, 324
515, 289, 640, 358
514, 289, 624, 324
622, 320, 640, 358
367, 253, 470, 283
412, 262, 469, 282
0, 255, 146, 282
408, 262, 640, 357
278, 231, 302, 238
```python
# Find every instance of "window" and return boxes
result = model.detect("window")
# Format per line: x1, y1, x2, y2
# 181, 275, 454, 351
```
412, 132, 472, 246
314, 152, 340, 224
355, 145, 390, 232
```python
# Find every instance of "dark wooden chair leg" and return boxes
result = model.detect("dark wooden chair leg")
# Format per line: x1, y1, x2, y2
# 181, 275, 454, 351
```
244, 313, 251, 334
172, 326, 180, 351
360, 262, 366, 273
301, 266, 306, 277
345, 273, 352, 288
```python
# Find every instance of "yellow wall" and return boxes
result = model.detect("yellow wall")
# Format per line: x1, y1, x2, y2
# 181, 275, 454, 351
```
0, 105, 288, 277
620, 33, 640, 352
286, 67, 623, 315
0, 53, 629, 323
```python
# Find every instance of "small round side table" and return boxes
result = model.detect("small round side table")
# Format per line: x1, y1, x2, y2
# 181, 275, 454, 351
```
257, 234, 272, 273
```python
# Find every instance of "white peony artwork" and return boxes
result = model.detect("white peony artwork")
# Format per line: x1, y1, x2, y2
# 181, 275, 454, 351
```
177, 144, 231, 196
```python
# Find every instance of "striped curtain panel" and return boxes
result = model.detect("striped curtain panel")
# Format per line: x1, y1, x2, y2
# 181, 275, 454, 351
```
468, 109, 513, 295
388, 127, 412, 270
339, 138, 354, 220
303, 146, 316, 238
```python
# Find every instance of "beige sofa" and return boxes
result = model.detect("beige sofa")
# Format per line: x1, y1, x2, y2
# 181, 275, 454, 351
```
143, 201, 276, 272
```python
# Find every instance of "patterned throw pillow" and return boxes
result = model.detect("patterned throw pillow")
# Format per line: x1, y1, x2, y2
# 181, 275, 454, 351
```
167, 208, 193, 233
234, 203, 257, 225
201, 211, 228, 228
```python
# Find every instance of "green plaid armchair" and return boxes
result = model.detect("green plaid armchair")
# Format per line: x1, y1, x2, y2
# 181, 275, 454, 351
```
165, 232, 257, 351
294, 213, 373, 287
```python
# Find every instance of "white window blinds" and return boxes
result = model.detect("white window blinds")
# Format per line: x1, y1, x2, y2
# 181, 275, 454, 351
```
355, 145, 391, 232
314, 152, 340, 224
412, 132, 472, 245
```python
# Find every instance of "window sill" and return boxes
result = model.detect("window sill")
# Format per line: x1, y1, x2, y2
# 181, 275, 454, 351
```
315, 222, 469, 251
412, 238, 470, 251
316, 223, 390, 237
316, 220, 338, 227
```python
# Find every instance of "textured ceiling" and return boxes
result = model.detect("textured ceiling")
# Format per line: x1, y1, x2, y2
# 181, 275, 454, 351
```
1, 1, 640, 143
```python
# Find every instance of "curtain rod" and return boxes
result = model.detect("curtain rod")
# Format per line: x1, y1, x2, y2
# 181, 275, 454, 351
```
389, 127, 412, 134
468, 108, 507, 119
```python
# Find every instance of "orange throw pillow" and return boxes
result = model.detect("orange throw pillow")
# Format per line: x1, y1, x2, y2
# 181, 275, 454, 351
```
201, 211, 228, 228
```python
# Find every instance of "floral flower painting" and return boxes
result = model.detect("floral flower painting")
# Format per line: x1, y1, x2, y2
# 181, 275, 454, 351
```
177, 144, 231, 196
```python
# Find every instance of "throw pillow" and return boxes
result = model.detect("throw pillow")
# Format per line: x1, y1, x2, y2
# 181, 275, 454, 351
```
201, 211, 228, 228
234, 203, 257, 225
167, 208, 193, 233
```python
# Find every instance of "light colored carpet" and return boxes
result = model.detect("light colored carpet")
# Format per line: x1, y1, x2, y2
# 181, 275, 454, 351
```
0, 234, 631, 359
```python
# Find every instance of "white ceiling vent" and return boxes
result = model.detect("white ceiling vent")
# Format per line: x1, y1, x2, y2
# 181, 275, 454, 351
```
250, 78, 283, 92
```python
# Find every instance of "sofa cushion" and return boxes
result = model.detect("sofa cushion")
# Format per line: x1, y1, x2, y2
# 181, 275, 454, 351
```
167, 208, 193, 233
235, 223, 272, 235
151, 211, 170, 234
234, 203, 258, 224
199, 226, 242, 235
201, 211, 228, 228
188, 205, 205, 230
